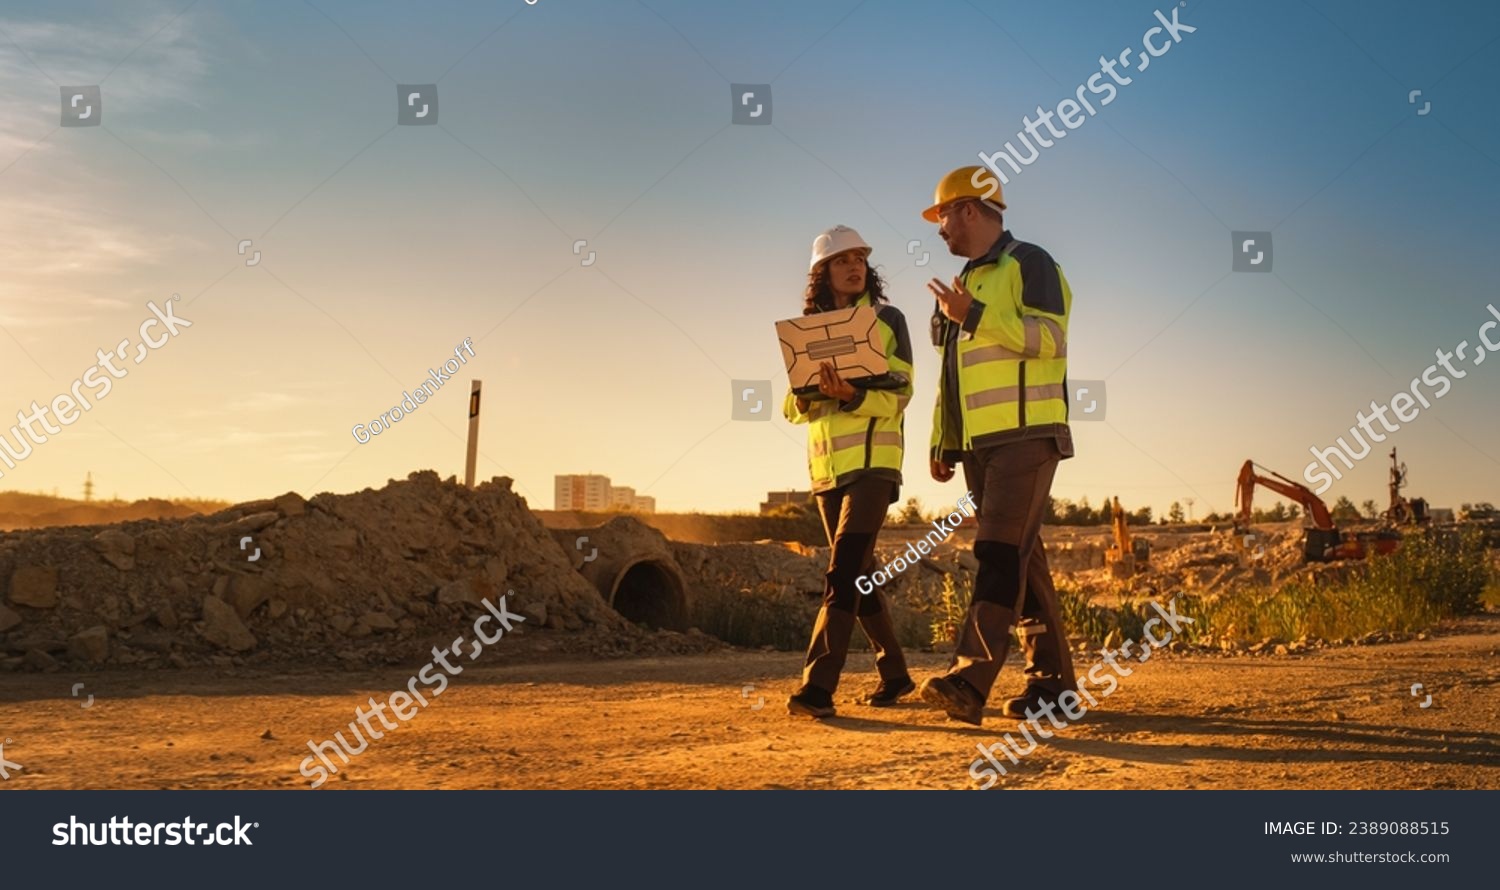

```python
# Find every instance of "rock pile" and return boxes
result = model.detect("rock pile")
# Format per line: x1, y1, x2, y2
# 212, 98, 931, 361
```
0, 471, 695, 673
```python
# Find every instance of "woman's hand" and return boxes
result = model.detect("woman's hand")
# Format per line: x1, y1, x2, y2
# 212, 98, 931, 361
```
931, 458, 955, 482
817, 362, 857, 402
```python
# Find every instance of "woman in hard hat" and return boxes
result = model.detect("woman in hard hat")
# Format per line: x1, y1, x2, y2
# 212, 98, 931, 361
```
783, 225, 916, 718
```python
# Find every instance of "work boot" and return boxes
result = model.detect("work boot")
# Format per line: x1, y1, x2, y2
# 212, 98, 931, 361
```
918, 674, 985, 725
857, 594, 914, 707
920, 601, 1015, 725
1001, 685, 1069, 720
787, 684, 835, 719
866, 677, 917, 707
798, 606, 857, 699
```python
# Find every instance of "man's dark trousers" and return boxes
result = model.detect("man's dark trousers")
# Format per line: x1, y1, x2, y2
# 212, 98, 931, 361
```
950, 437, 1076, 700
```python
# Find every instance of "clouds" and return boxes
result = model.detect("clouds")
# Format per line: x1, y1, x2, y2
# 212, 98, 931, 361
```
0, 7, 208, 103
0, 4, 211, 328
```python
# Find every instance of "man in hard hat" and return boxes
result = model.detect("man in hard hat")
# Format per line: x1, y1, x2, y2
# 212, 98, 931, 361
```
916, 166, 1077, 726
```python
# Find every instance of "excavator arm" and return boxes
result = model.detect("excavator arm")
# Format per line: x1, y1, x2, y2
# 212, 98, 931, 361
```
1235, 460, 1335, 530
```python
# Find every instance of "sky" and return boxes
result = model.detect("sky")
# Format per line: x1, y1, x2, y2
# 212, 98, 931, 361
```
0, 0, 1497, 518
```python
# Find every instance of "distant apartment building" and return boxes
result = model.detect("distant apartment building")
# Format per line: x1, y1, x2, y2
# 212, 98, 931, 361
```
555, 474, 612, 511
554, 475, 657, 513
760, 490, 814, 514
610, 486, 657, 514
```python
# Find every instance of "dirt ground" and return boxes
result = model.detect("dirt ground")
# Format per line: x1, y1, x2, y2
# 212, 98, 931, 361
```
2, 615, 1497, 790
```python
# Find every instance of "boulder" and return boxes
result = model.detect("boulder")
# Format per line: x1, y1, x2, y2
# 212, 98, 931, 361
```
520, 601, 548, 626
361, 612, 398, 632
229, 575, 272, 619
68, 626, 110, 664
9, 566, 58, 608
155, 602, 179, 630
93, 529, 137, 571
200, 595, 256, 652
436, 577, 485, 606
23, 648, 58, 671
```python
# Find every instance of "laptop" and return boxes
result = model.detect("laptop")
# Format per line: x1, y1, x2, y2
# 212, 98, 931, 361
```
776, 305, 901, 398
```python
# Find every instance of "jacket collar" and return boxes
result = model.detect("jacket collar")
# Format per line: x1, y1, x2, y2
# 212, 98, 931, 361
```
823, 291, 872, 311
962, 230, 1015, 274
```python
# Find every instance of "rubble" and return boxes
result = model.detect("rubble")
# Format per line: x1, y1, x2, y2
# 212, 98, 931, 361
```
92, 529, 136, 571
0, 471, 707, 673
1054, 523, 1309, 600
1, 474, 1417, 673
9, 566, 58, 608
200, 595, 257, 652
67, 625, 110, 663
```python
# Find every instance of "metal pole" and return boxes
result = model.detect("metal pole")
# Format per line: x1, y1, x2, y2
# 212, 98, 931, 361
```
465, 379, 482, 488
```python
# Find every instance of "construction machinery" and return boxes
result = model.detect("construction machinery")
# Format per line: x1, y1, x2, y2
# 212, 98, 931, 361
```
1458, 502, 1500, 548
1235, 460, 1400, 562
1383, 447, 1429, 525
1459, 502, 1497, 522
1105, 496, 1150, 578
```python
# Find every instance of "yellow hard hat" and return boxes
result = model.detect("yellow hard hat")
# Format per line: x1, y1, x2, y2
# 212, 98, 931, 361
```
922, 165, 1005, 222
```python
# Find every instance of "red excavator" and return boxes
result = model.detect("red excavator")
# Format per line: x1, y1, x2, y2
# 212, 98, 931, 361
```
1235, 460, 1400, 562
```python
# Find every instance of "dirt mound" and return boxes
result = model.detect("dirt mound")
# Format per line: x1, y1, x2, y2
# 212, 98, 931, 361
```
672, 540, 829, 600
0, 471, 717, 673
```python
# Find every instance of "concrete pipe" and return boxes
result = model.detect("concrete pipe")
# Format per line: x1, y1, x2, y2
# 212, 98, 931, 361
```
549, 516, 689, 631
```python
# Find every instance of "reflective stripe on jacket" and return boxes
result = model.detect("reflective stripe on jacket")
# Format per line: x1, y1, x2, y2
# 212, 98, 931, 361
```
931, 232, 1073, 462
784, 293, 913, 492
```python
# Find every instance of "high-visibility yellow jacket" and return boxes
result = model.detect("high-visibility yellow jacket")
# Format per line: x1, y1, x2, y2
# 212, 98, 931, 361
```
784, 293, 913, 493
931, 232, 1074, 463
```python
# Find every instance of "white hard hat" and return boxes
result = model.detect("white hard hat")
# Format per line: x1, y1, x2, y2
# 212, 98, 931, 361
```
809, 225, 871, 272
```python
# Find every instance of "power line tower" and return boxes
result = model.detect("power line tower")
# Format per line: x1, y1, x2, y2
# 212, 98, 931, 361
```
83, 472, 94, 503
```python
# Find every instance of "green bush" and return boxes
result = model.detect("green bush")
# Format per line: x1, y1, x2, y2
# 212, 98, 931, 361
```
689, 576, 931, 652
1374, 526, 1490, 616
1056, 586, 1152, 649
690, 579, 818, 650
1055, 527, 1491, 649
1174, 526, 1490, 644
927, 573, 969, 648
689, 528, 1494, 653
